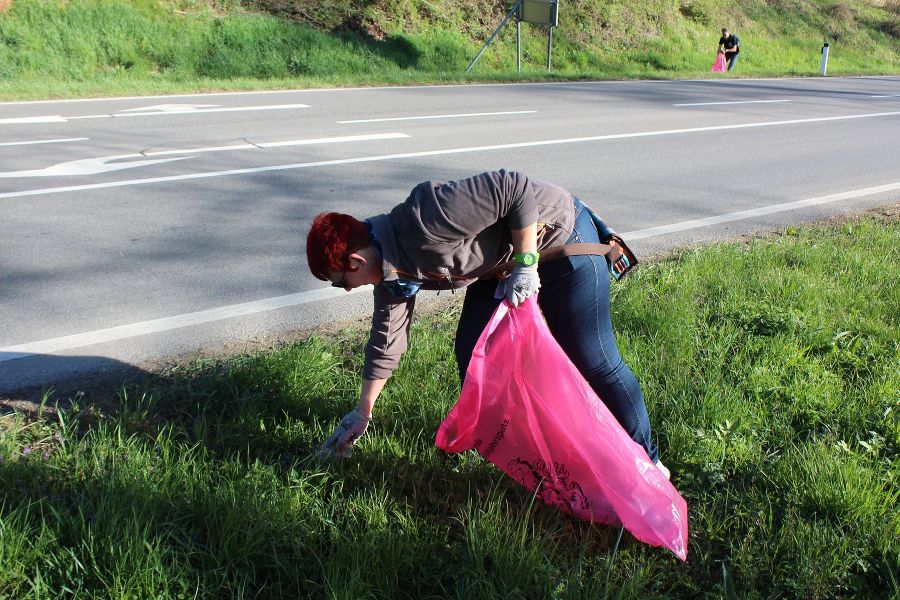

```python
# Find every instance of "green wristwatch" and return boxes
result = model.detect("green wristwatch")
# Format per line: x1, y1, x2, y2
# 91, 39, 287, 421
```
513, 251, 540, 267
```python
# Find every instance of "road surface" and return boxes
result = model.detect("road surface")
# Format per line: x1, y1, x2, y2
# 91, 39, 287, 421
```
1, 76, 898, 393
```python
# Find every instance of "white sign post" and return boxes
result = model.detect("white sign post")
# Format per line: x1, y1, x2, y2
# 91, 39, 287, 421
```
518, 0, 559, 72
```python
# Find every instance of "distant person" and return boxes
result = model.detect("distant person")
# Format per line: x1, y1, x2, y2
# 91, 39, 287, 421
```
306, 170, 669, 479
718, 27, 740, 71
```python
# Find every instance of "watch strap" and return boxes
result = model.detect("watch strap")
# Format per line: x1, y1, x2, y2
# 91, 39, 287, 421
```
513, 251, 540, 266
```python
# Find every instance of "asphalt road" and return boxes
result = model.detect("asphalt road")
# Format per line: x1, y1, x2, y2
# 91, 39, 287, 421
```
1, 76, 899, 394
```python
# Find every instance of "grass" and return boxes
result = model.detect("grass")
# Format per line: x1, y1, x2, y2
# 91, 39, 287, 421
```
0, 0, 898, 100
1, 212, 898, 598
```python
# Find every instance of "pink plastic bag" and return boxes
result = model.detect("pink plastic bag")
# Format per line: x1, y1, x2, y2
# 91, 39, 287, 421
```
711, 52, 727, 72
436, 297, 688, 560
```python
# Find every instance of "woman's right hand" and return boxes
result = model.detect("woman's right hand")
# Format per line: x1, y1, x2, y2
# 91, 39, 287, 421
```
319, 407, 371, 458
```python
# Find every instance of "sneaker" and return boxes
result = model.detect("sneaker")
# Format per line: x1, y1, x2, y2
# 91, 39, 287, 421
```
654, 459, 671, 480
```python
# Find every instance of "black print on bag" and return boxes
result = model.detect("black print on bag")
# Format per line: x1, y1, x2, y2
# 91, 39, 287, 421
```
476, 418, 510, 459
508, 458, 591, 514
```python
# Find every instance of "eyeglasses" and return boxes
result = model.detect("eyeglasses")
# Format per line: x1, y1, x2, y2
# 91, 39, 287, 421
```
331, 271, 347, 288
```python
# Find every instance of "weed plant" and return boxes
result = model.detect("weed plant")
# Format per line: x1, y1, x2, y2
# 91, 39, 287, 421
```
1, 215, 897, 598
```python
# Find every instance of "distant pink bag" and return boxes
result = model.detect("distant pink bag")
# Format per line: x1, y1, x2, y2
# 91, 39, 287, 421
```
436, 297, 688, 560
711, 52, 727, 72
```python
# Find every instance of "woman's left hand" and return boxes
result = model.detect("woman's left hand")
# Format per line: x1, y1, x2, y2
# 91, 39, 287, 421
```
505, 264, 541, 306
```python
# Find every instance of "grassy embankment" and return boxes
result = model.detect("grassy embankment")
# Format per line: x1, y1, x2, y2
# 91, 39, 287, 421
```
0, 0, 898, 100
1, 214, 898, 598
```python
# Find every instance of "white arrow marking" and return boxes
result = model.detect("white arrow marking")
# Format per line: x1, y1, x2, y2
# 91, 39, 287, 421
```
0, 154, 189, 178
141, 132, 409, 156
112, 103, 311, 116
117, 103, 219, 113
0, 132, 407, 178
2, 103, 312, 124
68, 103, 312, 119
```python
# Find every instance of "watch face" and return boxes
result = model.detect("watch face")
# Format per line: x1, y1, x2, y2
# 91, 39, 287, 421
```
517, 251, 539, 266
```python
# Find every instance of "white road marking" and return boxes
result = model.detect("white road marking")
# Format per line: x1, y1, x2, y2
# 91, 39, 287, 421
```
0, 90, 320, 106
117, 103, 219, 112
0, 133, 408, 178
2, 180, 896, 360
64, 104, 309, 121
0, 115, 68, 124
0, 137, 88, 147
1, 110, 898, 200
115, 103, 311, 117
338, 110, 537, 123
0, 154, 189, 178
674, 99, 792, 106
0, 287, 371, 361
5, 103, 312, 124
141, 133, 410, 157
623, 181, 900, 240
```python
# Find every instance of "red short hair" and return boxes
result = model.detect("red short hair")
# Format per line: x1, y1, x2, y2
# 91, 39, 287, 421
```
306, 212, 370, 280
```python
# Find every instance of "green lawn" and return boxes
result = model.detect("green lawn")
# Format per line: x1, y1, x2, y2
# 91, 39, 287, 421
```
1, 213, 898, 598
0, 0, 898, 100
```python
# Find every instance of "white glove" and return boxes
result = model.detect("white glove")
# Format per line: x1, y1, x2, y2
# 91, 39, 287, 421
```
505, 263, 541, 307
320, 407, 371, 458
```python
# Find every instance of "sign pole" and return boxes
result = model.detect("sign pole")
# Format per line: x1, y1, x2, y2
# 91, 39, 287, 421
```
517, 20, 522, 73
466, 0, 523, 73
547, 25, 553, 71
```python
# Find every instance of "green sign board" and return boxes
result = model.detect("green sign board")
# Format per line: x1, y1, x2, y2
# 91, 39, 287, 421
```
518, 0, 558, 26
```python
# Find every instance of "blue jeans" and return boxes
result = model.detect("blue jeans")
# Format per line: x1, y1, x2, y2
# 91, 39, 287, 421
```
454, 199, 659, 462
726, 52, 739, 71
